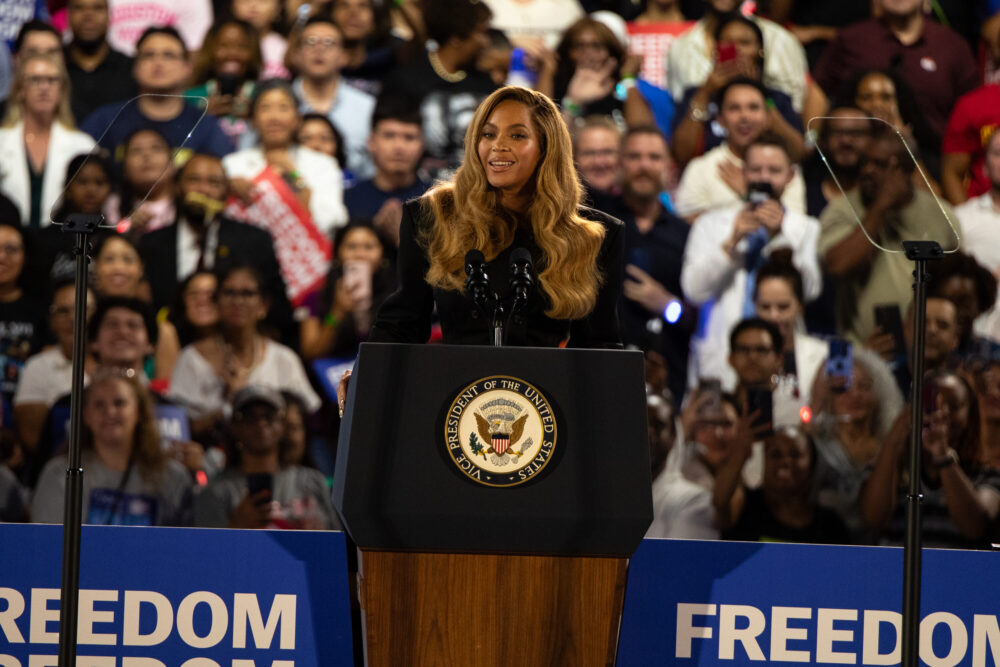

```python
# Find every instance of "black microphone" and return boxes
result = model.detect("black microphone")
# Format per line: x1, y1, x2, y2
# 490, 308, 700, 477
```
465, 249, 491, 311
509, 247, 533, 310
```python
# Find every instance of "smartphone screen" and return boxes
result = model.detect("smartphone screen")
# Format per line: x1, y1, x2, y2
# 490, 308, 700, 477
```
826, 339, 854, 388
246, 472, 273, 503
874, 303, 906, 354
697, 378, 722, 418
342, 260, 373, 305
746, 387, 773, 436
747, 181, 775, 206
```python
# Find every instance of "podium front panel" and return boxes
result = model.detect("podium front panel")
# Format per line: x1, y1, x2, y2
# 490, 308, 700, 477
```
333, 343, 651, 556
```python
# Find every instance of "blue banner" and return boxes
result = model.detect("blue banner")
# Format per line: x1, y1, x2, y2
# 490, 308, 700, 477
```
0, 525, 354, 666
618, 539, 1000, 666
312, 358, 356, 403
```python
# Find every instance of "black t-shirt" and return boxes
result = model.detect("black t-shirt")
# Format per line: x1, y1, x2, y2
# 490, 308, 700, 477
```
723, 488, 851, 545
342, 36, 405, 98
382, 55, 498, 180
0, 295, 48, 401
65, 47, 138, 124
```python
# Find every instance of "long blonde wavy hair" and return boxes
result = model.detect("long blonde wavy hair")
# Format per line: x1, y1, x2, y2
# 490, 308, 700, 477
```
1, 53, 76, 129
422, 86, 606, 320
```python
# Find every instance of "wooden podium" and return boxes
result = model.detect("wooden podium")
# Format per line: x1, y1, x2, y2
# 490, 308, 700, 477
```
334, 343, 652, 666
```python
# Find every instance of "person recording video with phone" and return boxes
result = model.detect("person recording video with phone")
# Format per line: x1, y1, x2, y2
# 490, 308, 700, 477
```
367, 85, 624, 349
861, 370, 1000, 549
820, 124, 959, 343
193, 385, 340, 530
300, 220, 395, 360
682, 132, 821, 391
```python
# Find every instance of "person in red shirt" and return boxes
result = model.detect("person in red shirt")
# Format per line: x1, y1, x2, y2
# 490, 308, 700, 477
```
941, 84, 1000, 205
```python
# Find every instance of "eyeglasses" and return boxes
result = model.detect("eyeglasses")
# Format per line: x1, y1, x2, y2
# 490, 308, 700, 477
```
732, 345, 775, 357
302, 36, 341, 50
24, 75, 60, 88
136, 50, 185, 62
21, 47, 61, 58
219, 288, 260, 300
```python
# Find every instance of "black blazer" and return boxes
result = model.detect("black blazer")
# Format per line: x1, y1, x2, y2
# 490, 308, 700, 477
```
369, 200, 624, 349
138, 217, 296, 347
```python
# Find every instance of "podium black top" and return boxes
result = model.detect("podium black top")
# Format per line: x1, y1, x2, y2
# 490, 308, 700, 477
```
334, 343, 652, 557
369, 200, 625, 349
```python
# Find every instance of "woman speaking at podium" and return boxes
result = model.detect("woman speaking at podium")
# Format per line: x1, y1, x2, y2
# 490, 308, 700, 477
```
367, 85, 625, 349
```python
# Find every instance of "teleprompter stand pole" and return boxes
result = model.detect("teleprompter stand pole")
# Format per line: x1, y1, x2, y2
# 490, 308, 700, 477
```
900, 240, 942, 667
57, 213, 101, 667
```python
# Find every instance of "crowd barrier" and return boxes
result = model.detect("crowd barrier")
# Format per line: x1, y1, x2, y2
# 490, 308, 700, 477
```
3, 526, 1000, 666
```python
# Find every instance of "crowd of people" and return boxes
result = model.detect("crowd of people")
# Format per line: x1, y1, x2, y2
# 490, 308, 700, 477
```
1, 0, 1000, 548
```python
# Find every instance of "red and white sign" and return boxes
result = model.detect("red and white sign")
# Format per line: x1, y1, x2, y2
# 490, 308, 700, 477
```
224, 167, 332, 307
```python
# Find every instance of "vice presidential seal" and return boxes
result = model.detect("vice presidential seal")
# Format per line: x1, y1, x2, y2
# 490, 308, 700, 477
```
444, 376, 557, 487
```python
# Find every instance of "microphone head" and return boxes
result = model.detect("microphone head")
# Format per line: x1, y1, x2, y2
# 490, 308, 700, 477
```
510, 247, 532, 269
465, 249, 486, 274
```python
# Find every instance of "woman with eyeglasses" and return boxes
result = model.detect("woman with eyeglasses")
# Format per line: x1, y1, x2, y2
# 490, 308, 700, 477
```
0, 53, 96, 228
170, 263, 321, 441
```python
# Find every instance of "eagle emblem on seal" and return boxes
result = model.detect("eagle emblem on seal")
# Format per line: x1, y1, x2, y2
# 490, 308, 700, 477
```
473, 412, 529, 463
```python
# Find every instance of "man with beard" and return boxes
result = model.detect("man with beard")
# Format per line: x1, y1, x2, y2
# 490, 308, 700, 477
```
802, 106, 870, 218
590, 126, 691, 403
138, 154, 293, 345
820, 124, 960, 343
664, 0, 807, 112
64, 0, 137, 122
681, 132, 820, 389
81, 26, 232, 164
800, 106, 870, 335
381, 0, 497, 180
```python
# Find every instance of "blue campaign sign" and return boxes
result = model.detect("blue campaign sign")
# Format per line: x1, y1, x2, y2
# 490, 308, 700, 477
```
618, 539, 1000, 666
0, 524, 355, 666
312, 357, 356, 403
155, 404, 191, 443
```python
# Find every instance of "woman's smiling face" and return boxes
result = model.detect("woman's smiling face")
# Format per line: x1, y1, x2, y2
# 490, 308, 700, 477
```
477, 100, 542, 207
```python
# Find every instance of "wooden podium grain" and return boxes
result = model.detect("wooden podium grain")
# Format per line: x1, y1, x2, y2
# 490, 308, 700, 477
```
334, 344, 652, 666
358, 550, 627, 667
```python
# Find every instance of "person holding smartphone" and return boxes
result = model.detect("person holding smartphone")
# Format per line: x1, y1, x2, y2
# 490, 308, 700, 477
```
682, 132, 821, 392
301, 221, 395, 360
185, 19, 263, 149
672, 14, 805, 168
861, 371, 1000, 549
193, 385, 340, 530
